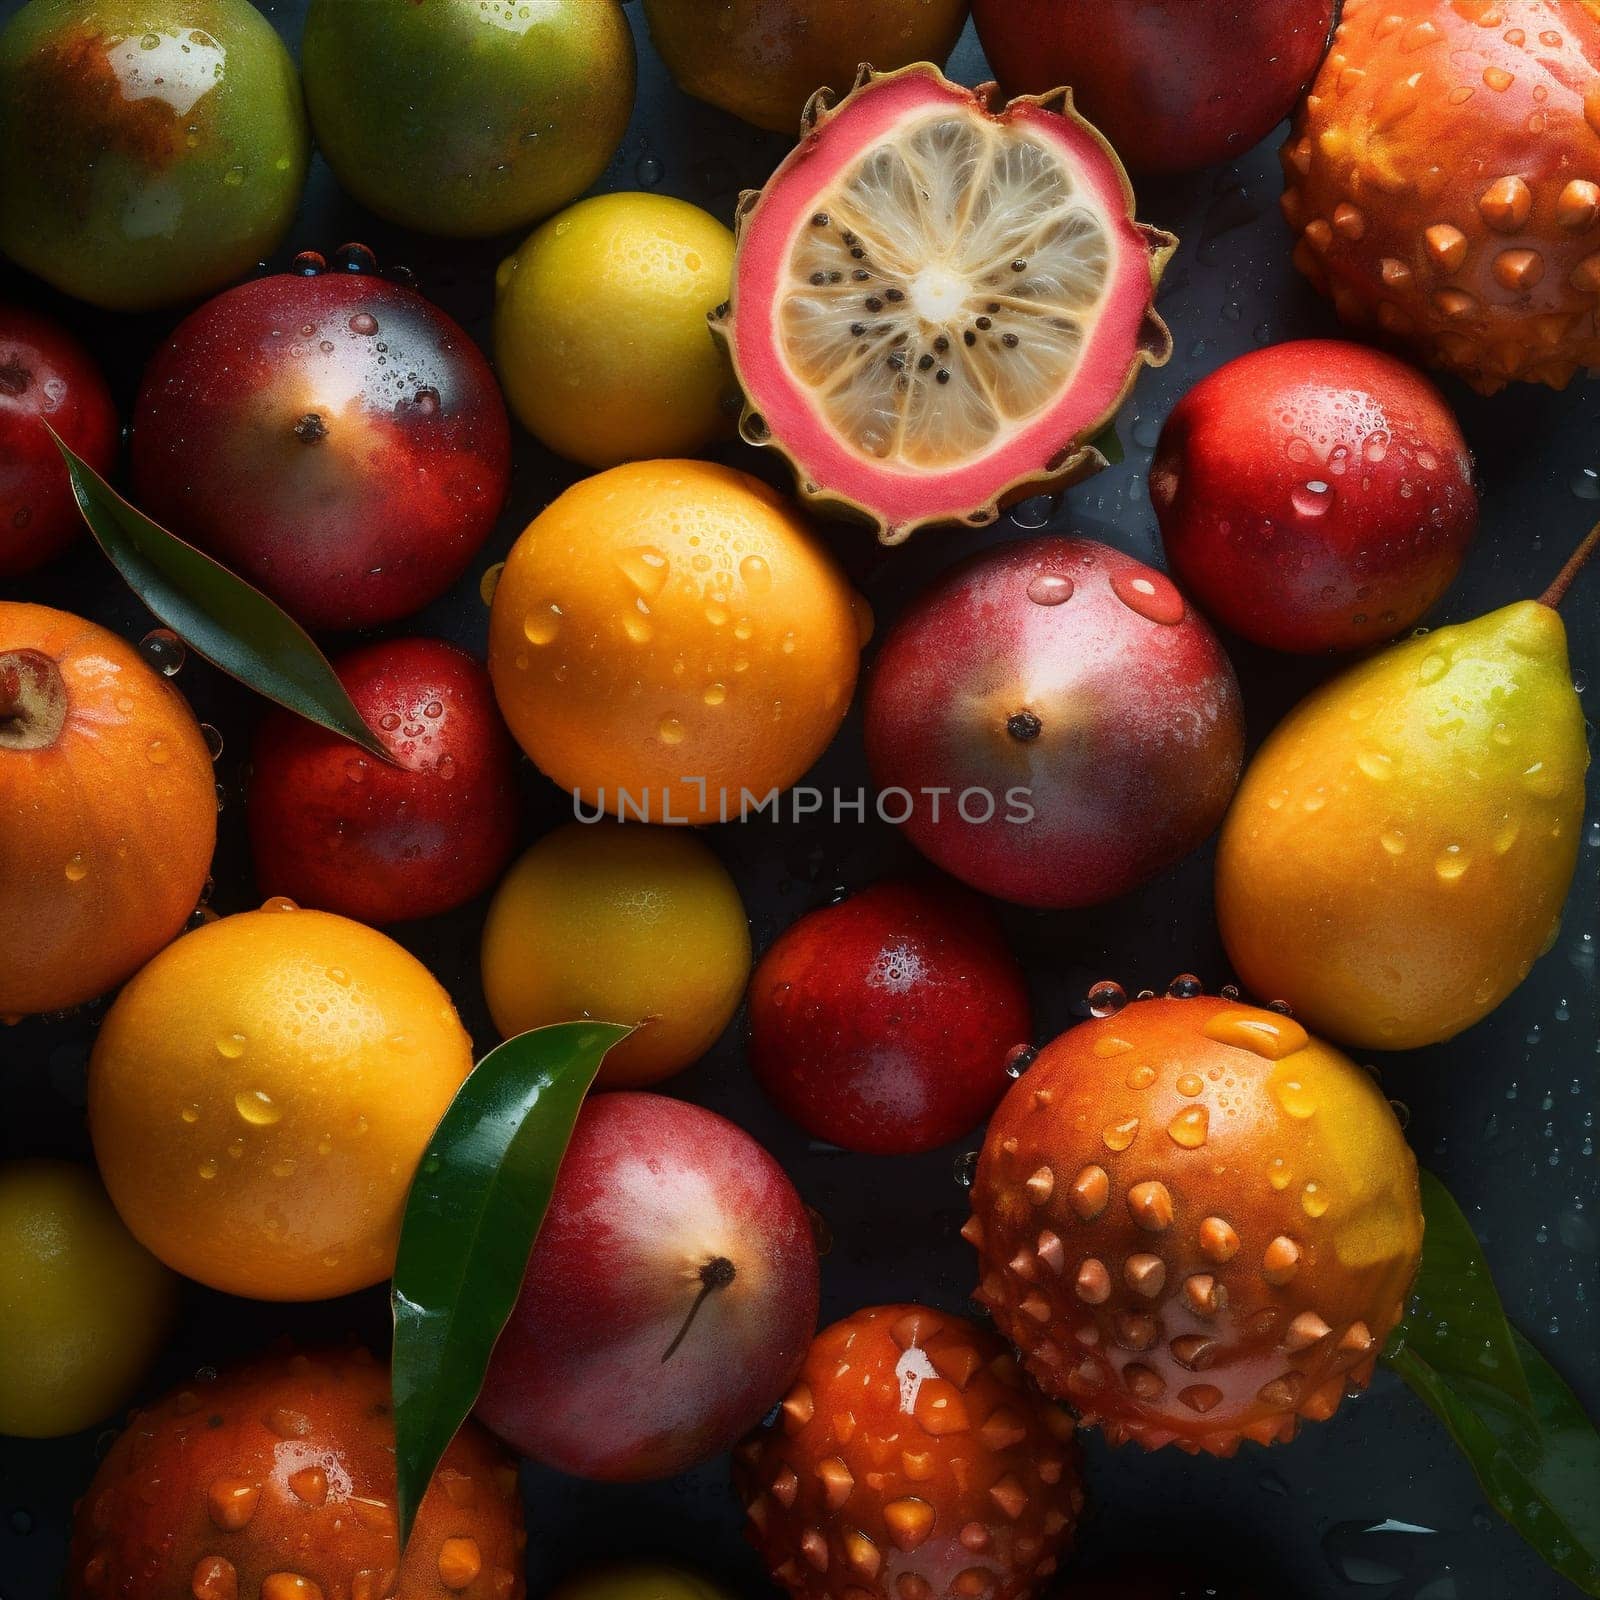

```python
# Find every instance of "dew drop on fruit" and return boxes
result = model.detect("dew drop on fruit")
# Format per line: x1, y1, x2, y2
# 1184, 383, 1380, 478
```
139, 628, 186, 675
1004, 1043, 1038, 1079
333, 242, 378, 275
1292, 480, 1334, 518
292, 250, 326, 276
349, 312, 379, 336
1167, 973, 1204, 998
215, 1032, 246, 1060
1273, 1078, 1318, 1120
200, 723, 224, 761
1110, 569, 1185, 625
1301, 1182, 1330, 1218
1087, 979, 1126, 1017
658, 716, 686, 746
1026, 572, 1074, 606
523, 603, 562, 646
1010, 495, 1056, 529
953, 1150, 978, 1188
261, 895, 299, 913
740, 554, 773, 594
235, 1088, 282, 1127
63, 852, 88, 882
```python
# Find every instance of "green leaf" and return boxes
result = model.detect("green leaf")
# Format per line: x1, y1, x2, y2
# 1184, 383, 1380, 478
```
1086, 419, 1125, 466
390, 1021, 633, 1550
1383, 1170, 1600, 1595
50, 430, 390, 760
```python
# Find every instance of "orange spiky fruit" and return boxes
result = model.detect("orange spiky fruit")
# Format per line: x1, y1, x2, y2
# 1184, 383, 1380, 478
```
966, 993, 1423, 1455
733, 1304, 1083, 1600
1281, 0, 1600, 392
66, 1348, 525, 1600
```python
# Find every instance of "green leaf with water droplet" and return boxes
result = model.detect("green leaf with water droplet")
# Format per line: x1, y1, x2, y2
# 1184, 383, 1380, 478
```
390, 1021, 633, 1552
1383, 1169, 1600, 1595
49, 429, 390, 760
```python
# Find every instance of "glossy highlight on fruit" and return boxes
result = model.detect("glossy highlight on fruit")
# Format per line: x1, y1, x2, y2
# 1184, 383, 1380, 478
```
487, 460, 868, 823
1152, 340, 1478, 653
88, 906, 474, 1300
477, 1091, 819, 1482
749, 879, 1032, 1154
864, 536, 1245, 908
0, 603, 217, 1018
481, 821, 751, 1088
734, 1303, 1084, 1599
642, 0, 969, 133
495, 192, 738, 468
967, 994, 1423, 1454
975, 0, 1334, 174
1281, 0, 1600, 392
713, 64, 1175, 543
131, 266, 511, 632
1217, 598, 1588, 1049
0, 306, 118, 579
303, 0, 635, 239
0, 0, 308, 310
248, 638, 519, 925
66, 1347, 525, 1600
0, 1160, 175, 1438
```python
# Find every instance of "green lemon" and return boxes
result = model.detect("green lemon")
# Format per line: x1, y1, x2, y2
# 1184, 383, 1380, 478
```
303, 0, 636, 239
0, 0, 307, 310
495, 191, 737, 467
0, 1161, 176, 1437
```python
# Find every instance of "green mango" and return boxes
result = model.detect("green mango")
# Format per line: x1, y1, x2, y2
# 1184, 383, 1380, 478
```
302, 0, 636, 240
0, 0, 308, 311
1217, 587, 1588, 1051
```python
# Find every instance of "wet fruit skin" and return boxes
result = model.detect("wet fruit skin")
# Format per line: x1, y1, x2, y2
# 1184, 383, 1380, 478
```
973, 0, 1334, 174
1151, 340, 1478, 653
968, 996, 1423, 1454
0, 0, 308, 311
88, 906, 474, 1300
641, 0, 969, 133
131, 271, 511, 632
864, 536, 1245, 909
733, 1303, 1084, 1600
487, 460, 869, 825
0, 602, 217, 1018
302, 0, 635, 238
1216, 599, 1588, 1049
480, 821, 751, 1089
476, 1091, 820, 1482
494, 191, 738, 469
1281, 0, 1600, 392
0, 1160, 176, 1438
748, 879, 1032, 1154
0, 306, 118, 579
66, 1347, 526, 1600
248, 638, 519, 926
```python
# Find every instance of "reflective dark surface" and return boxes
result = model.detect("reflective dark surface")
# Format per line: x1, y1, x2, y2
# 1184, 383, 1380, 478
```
1, 5, 1595, 1598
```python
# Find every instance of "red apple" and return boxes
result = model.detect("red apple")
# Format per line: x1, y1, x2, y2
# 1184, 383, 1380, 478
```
0, 305, 118, 578
973, 0, 1333, 174
864, 536, 1244, 910
130, 264, 510, 631
1151, 341, 1478, 653
748, 879, 1031, 1154
247, 637, 518, 924
475, 1091, 819, 1481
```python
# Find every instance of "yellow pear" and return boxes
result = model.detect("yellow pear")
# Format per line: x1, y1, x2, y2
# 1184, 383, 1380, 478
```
1216, 536, 1592, 1050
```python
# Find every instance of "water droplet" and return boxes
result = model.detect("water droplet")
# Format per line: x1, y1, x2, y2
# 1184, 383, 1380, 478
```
1176, 1072, 1204, 1096
1418, 653, 1448, 685
1268, 1156, 1293, 1190
1167, 1106, 1210, 1148
139, 628, 186, 676
1111, 568, 1185, 625
1572, 467, 1600, 500
197, 1159, 218, 1181
1356, 750, 1393, 781
234, 1088, 282, 1126
658, 716, 685, 746
1292, 480, 1333, 517
349, 312, 379, 336
703, 682, 727, 707
953, 1150, 978, 1188
1087, 980, 1127, 1017
1005, 1043, 1038, 1079
1435, 845, 1470, 881
1274, 1077, 1319, 1119
1167, 973, 1204, 998
1380, 830, 1407, 856
1102, 1117, 1140, 1152
261, 895, 298, 913
618, 545, 670, 598
523, 603, 563, 646
216, 1032, 246, 1059
479, 562, 505, 605
1026, 572, 1074, 606
180, 1104, 200, 1124
1301, 1182, 1330, 1217
1009, 495, 1055, 529
1126, 1063, 1157, 1090
64, 852, 88, 882
739, 554, 772, 594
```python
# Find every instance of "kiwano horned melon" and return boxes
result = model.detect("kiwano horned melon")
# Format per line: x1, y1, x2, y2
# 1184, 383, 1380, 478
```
712, 64, 1175, 544
1282, 0, 1600, 392
967, 995, 1423, 1456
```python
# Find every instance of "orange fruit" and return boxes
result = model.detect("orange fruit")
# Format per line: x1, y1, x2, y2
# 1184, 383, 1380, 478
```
67, 1347, 526, 1600
88, 905, 474, 1301
487, 460, 869, 824
480, 820, 750, 1087
0, 602, 216, 1017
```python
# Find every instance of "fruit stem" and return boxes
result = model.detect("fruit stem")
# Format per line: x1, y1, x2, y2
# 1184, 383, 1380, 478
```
0, 648, 68, 752
1007, 709, 1043, 743
293, 412, 329, 444
661, 1256, 737, 1363
1539, 518, 1600, 609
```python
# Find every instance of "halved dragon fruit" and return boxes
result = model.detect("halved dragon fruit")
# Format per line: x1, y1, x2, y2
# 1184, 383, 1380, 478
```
712, 63, 1176, 544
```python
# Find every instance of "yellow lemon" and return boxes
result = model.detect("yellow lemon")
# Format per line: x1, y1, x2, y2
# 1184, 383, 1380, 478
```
88, 906, 474, 1301
0, 1160, 175, 1437
481, 821, 750, 1087
494, 191, 737, 467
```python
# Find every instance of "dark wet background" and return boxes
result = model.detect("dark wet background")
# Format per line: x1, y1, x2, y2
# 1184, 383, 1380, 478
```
1, 5, 1596, 1598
